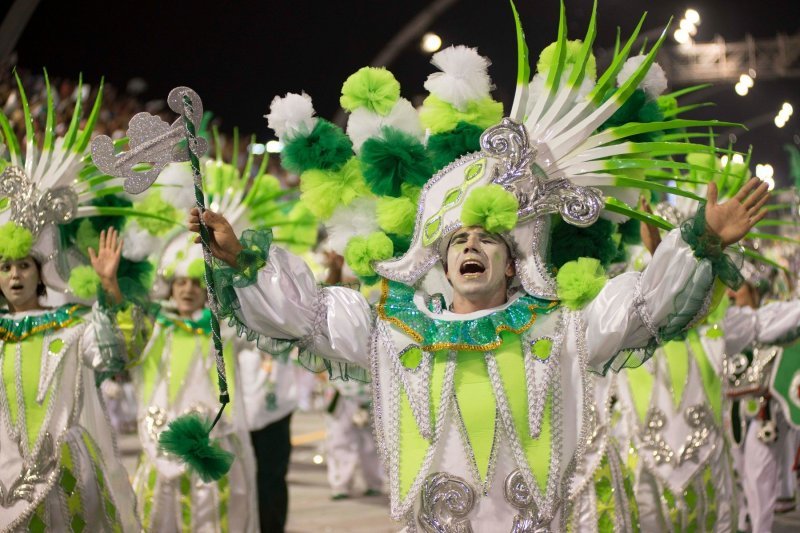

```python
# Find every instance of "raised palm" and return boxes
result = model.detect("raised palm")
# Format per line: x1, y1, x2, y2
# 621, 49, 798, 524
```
705, 177, 770, 246
89, 228, 123, 281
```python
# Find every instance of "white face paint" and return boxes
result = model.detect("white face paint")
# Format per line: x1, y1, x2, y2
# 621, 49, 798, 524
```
445, 227, 514, 311
0, 257, 42, 312
171, 277, 207, 317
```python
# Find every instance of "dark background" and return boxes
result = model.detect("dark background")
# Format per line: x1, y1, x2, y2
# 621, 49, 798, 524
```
8, 0, 800, 185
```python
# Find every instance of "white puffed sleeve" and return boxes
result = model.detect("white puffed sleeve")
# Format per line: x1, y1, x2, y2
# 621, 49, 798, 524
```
583, 229, 716, 373
80, 303, 128, 372
231, 246, 373, 372
723, 300, 800, 355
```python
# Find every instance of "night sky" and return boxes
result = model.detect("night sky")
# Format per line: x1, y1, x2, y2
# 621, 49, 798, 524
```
9, 0, 800, 185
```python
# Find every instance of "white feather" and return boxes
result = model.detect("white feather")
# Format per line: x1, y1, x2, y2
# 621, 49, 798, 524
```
616, 55, 668, 98
156, 162, 196, 209
525, 72, 595, 118
325, 197, 379, 255
122, 222, 162, 261
424, 45, 493, 109
265, 92, 318, 142
346, 98, 423, 152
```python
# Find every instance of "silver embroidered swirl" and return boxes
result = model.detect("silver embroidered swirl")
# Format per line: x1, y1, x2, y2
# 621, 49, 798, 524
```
641, 407, 674, 465
480, 119, 603, 228
504, 470, 551, 533
0, 165, 78, 237
0, 433, 57, 507
418, 472, 476, 533
677, 404, 712, 464
90, 87, 208, 195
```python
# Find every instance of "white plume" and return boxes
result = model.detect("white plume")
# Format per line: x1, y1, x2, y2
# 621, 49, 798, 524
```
265, 92, 318, 142
122, 221, 162, 261
156, 162, 196, 209
424, 45, 493, 109
617, 55, 668, 98
346, 98, 423, 152
526, 72, 595, 117
325, 197, 379, 255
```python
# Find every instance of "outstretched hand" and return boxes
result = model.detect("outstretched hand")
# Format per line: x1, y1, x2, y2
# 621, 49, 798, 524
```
89, 228, 124, 304
705, 177, 770, 246
188, 208, 243, 267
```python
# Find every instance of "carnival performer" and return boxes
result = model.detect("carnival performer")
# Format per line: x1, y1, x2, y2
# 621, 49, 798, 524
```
0, 75, 145, 531
722, 267, 800, 533
191, 4, 771, 529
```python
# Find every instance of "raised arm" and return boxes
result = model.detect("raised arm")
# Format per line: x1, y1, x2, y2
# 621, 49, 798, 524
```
189, 208, 372, 376
723, 300, 800, 356
584, 177, 770, 373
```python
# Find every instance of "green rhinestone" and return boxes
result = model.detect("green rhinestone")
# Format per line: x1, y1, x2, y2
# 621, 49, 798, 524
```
71, 515, 86, 533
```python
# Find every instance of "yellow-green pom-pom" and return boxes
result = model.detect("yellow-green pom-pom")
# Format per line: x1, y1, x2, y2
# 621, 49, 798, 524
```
344, 232, 394, 277
137, 192, 181, 236
299, 158, 370, 220
69, 265, 101, 299
0, 222, 34, 260
536, 39, 597, 81
187, 258, 206, 281
377, 196, 417, 236
556, 257, 607, 310
419, 95, 503, 134
461, 184, 519, 234
340, 67, 401, 116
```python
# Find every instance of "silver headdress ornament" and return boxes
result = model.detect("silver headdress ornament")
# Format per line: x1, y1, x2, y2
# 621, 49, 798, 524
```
0, 165, 78, 237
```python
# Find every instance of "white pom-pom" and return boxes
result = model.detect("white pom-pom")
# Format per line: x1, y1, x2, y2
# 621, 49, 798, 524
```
525, 72, 594, 117
265, 92, 318, 142
325, 197, 379, 254
122, 222, 162, 261
424, 45, 493, 109
157, 162, 196, 209
346, 98, 423, 152
616, 55, 668, 98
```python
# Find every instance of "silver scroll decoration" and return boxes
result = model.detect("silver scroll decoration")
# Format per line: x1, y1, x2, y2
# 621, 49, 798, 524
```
0, 165, 78, 237
418, 472, 476, 533
677, 404, 712, 465
481, 118, 603, 228
0, 433, 57, 507
91, 87, 208, 194
504, 470, 551, 533
641, 407, 674, 465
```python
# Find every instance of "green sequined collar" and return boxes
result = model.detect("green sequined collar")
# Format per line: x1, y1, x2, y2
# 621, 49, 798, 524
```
376, 279, 558, 352
157, 308, 212, 335
0, 305, 88, 342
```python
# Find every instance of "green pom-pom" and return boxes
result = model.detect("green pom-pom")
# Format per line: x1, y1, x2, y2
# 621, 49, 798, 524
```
686, 152, 719, 184
598, 89, 665, 142
360, 127, 433, 197
618, 219, 641, 245
657, 95, 678, 115
344, 232, 394, 277
556, 257, 607, 310
68, 265, 100, 299
549, 218, 619, 269
117, 259, 155, 305
187, 258, 206, 280
0, 222, 34, 260
76, 219, 100, 257
419, 95, 503, 134
427, 122, 484, 171
282, 119, 353, 175
377, 195, 417, 236
536, 39, 597, 81
461, 184, 519, 234
340, 67, 401, 116
159, 413, 234, 482
387, 232, 412, 257
300, 157, 370, 220
137, 192, 182, 236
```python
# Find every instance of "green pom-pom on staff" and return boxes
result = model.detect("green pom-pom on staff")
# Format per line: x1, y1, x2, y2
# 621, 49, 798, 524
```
282, 119, 353, 175
427, 122, 484, 171
360, 127, 433, 197
68, 265, 101, 299
461, 184, 519, 234
340, 67, 401, 116
159, 413, 234, 483
556, 257, 608, 310
0, 222, 34, 260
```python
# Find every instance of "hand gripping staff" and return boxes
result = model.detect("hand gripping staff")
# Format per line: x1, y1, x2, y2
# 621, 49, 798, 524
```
91, 87, 234, 481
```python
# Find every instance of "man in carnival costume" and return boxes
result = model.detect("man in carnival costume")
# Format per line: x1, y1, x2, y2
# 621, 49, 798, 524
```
0, 75, 149, 531
191, 4, 771, 530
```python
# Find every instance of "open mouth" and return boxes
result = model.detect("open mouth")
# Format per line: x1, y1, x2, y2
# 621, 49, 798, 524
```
10, 283, 24, 291
459, 259, 486, 276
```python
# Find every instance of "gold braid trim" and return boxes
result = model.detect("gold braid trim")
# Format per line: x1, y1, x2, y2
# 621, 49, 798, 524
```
0, 305, 84, 342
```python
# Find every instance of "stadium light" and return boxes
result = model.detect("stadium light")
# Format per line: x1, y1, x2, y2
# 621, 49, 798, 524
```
421, 32, 442, 53
685, 9, 701, 25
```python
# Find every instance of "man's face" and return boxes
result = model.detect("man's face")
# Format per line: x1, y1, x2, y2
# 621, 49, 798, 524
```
445, 227, 514, 303
171, 277, 207, 316
0, 257, 41, 309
